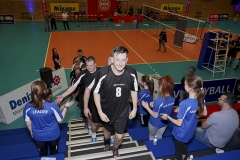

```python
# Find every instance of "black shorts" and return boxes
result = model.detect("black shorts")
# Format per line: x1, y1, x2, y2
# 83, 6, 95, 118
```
174, 138, 189, 160
227, 49, 238, 58
90, 105, 101, 124
103, 107, 129, 134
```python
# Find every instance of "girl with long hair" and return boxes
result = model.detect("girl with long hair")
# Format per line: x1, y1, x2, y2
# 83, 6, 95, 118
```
161, 74, 205, 160
142, 75, 175, 140
25, 80, 74, 156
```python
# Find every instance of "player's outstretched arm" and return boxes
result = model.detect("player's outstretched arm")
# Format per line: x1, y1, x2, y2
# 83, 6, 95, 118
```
55, 85, 76, 105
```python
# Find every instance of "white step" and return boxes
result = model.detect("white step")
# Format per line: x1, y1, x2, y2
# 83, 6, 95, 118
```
67, 133, 130, 145
65, 146, 148, 160
104, 151, 156, 160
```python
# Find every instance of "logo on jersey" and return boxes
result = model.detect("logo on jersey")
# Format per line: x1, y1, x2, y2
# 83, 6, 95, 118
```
53, 75, 61, 86
98, 0, 111, 11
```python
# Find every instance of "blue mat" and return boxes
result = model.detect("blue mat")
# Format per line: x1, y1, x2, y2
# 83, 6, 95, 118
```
23, 153, 64, 160
128, 126, 173, 142
195, 150, 240, 160
0, 123, 68, 160
145, 137, 212, 159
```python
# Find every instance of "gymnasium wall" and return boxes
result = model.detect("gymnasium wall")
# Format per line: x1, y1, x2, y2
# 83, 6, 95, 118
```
0, 0, 236, 20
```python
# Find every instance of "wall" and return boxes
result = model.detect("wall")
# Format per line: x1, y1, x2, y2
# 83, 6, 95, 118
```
0, 0, 236, 20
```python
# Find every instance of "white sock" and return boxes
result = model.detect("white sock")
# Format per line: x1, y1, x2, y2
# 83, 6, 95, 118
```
88, 126, 91, 130
92, 132, 96, 138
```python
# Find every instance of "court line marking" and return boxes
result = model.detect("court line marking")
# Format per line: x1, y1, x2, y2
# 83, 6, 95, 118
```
108, 27, 163, 74
141, 30, 190, 61
127, 60, 197, 65
108, 27, 148, 64
43, 32, 52, 67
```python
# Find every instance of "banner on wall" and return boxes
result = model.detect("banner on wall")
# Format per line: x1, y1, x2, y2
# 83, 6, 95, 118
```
173, 78, 237, 106
50, 3, 79, 13
42, 0, 47, 15
0, 15, 15, 24
160, 4, 184, 12
219, 14, 228, 21
98, 0, 111, 11
209, 14, 219, 21
0, 68, 68, 125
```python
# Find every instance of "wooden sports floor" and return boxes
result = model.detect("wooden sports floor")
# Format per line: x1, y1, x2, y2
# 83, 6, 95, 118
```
0, 19, 240, 130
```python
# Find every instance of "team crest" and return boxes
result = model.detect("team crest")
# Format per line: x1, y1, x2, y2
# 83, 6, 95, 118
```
53, 75, 61, 86
98, 0, 111, 11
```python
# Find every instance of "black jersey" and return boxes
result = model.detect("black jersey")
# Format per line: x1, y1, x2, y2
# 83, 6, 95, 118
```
159, 31, 167, 41
73, 69, 88, 96
93, 65, 138, 123
85, 68, 101, 106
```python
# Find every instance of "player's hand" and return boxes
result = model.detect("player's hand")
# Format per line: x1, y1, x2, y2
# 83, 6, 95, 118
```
55, 95, 63, 105
65, 100, 74, 108
142, 101, 149, 109
84, 108, 92, 118
149, 102, 154, 108
129, 109, 137, 119
161, 114, 168, 120
99, 112, 109, 123
174, 107, 179, 113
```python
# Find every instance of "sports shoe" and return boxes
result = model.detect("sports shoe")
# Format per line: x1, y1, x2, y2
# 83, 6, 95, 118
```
216, 148, 224, 154
227, 64, 231, 67
84, 123, 88, 129
103, 145, 110, 151
113, 149, 120, 157
88, 129, 92, 136
91, 138, 97, 142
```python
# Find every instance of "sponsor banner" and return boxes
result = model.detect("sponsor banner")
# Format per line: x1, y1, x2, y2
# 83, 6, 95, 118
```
219, 14, 228, 21
42, 0, 47, 15
185, 0, 191, 16
0, 68, 68, 124
50, 3, 79, 13
0, 15, 15, 24
209, 14, 219, 21
137, 72, 161, 99
183, 33, 197, 43
98, 0, 111, 11
160, 4, 184, 12
173, 78, 237, 106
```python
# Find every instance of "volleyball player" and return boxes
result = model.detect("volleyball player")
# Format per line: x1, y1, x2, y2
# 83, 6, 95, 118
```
83, 56, 101, 139
161, 74, 205, 160
55, 57, 98, 134
93, 46, 138, 157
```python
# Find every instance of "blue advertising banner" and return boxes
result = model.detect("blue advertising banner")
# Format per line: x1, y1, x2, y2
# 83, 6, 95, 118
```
0, 15, 15, 24
173, 78, 237, 106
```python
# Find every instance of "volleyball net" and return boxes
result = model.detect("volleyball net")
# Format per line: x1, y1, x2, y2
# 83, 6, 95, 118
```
141, 4, 210, 42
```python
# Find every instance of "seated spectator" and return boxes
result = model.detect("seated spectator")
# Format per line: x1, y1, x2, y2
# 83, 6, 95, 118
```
195, 92, 239, 148
117, 4, 122, 14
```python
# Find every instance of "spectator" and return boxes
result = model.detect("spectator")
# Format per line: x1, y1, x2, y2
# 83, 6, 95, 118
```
195, 92, 239, 148
62, 10, 70, 30
50, 12, 57, 31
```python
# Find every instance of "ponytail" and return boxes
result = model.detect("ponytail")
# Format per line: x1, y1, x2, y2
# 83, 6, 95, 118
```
196, 87, 205, 118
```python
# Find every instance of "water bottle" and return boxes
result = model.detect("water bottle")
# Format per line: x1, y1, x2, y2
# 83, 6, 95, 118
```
187, 155, 194, 160
110, 136, 114, 145
153, 135, 157, 145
